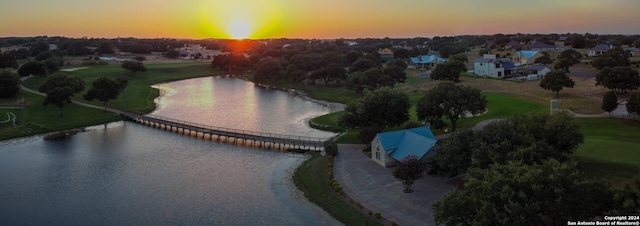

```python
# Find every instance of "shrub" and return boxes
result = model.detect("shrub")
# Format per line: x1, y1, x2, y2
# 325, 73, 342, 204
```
374, 212, 381, 219
324, 140, 338, 156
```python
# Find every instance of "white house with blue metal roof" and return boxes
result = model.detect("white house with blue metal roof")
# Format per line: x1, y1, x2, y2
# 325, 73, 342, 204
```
371, 126, 437, 167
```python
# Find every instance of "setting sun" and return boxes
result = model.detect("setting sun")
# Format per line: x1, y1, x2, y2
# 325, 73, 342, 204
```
227, 19, 252, 39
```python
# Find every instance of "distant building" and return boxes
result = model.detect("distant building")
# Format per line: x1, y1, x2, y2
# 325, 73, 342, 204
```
407, 55, 446, 69
378, 48, 394, 62
512, 51, 541, 65
522, 65, 551, 80
473, 54, 504, 78
371, 126, 437, 167
526, 41, 555, 51
505, 40, 521, 50
588, 44, 611, 57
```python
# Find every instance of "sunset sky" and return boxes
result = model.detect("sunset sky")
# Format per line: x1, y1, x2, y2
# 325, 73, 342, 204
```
1, 0, 639, 39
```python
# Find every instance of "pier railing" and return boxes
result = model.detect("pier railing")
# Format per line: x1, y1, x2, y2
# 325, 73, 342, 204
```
121, 112, 326, 149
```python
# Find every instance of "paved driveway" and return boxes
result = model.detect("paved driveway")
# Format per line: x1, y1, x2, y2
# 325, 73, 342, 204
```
334, 144, 452, 226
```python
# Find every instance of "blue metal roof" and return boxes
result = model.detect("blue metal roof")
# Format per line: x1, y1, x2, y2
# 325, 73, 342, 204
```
502, 62, 517, 70
377, 127, 437, 161
516, 51, 539, 59
410, 55, 446, 64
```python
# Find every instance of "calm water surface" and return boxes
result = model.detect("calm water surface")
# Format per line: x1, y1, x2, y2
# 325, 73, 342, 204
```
0, 77, 340, 225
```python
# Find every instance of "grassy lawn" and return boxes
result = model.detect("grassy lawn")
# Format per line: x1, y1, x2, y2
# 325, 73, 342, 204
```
24, 62, 223, 114
1, 62, 223, 141
293, 153, 384, 226
573, 118, 640, 188
0, 90, 121, 140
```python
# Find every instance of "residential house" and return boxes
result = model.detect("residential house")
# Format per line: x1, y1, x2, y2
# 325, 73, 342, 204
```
371, 126, 437, 167
512, 51, 541, 65
474, 54, 504, 78
624, 47, 637, 57
378, 48, 394, 62
502, 62, 518, 77
505, 40, 521, 50
588, 44, 611, 57
526, 41, 555, 51
522, 65, 551, 80
407, 55, 446, 69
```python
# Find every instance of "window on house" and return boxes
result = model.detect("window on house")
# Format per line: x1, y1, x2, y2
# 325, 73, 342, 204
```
375, 152, 380, 160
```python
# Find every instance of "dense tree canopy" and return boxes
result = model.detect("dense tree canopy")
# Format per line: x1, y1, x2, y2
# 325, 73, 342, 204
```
393, 155, 427, 193
558, 49, 582, 64
29, 42, 50, 57
592, 48, 630, 70
533, 53, 553, 65
253, 57, 284, 83
595, 67, 640, 94
430, 61, 466, 82
84, 76, 121, 110
539, 70, 575, 97
627, 92, 640, 117
0, 53, 19, 69
433, 160, 614, 226
0, 70, 21, 98
554, 58, 572, 72
17, 61, 48, 78
338, 87, 410, 130
601, 91, 618, 117
121, 61, 147, 75
416, 82, 486, 131
38, 74, 85, 117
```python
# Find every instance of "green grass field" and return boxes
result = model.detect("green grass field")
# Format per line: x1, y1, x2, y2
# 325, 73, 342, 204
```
573, 118, 640, 188
1, 62, 222, 140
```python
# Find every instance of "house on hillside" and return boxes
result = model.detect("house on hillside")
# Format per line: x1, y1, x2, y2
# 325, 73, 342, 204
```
378, 48, 394, 62
624, 47, 638, 57
512, 50, 541, 65
474, 54, 504, 78
588, 44, 611, 57
522, 65, 551, 80
371, 126, 437, 167
526, 41, 555, 51
505, 40, 521, 50
407, 55, 446, 69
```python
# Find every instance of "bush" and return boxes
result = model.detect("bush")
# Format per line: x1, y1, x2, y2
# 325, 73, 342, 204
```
374, 212, 381, 219
324, 140, 338, 156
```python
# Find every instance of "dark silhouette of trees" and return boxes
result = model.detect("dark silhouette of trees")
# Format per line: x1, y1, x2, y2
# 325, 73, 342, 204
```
18, 61, 48, 78
0, 70, 21, 98
338, 87, 410, 130
595, 67, 640, 94
539, 70, 575, 97
0, 53, 19, 69
601, 91, 618, 117
393, 155, 427, 193
84, 76, 121, 110
38, 74, 85, 117
430, 61, 466, 82
121, 61, 147, 75
592, 48, 630, 70
416, 82, 486, 131
627, 92, 640, 117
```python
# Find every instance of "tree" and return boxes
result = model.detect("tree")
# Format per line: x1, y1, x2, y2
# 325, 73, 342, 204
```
308, 63, 346, 86
345, 51, 361, 65
17, 61, 48, 78
570, 35, 587, 48
539, 70, 575, 97
392, 48, 409, 59
558, 49, 582, 64
165, 49, 179, 59
133, 56, 146, 61
0, 53, 19, 69
382, 59, 408, 85
592, 48, 630, 70
96, 41, 115, 54
338, 87, 410, 130
30, 42, 50, 57
84, 76, 121, 110
358, 125, 382, 148
38, 74, 85, 117
416, 82, 487, 131
430, 60, 466, 82
392, 155, 427, 193
117, 77, 129, 107
426, 129, 476, 177
43, 57, 64, 73
433, 160, 614, 226
554, 58, 572, 72
42, 87, 75, 117
348, 58, 379, 73
0, 70, 21, 98
345, 68, 386, 94
253, 57, 283, 83
627, 92, 640, 117
601, 91, 618, 117
533, 54, 553, 65
121, 61, 147, 75
595, 67, 640, 94
449, 53, 468, 64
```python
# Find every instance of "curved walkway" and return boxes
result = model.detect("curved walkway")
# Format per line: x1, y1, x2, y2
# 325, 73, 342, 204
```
20, 85, 122, 114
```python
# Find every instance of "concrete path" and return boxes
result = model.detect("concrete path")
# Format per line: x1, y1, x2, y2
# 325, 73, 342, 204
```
20, 85, 122, 114
334, 144, 452, 226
